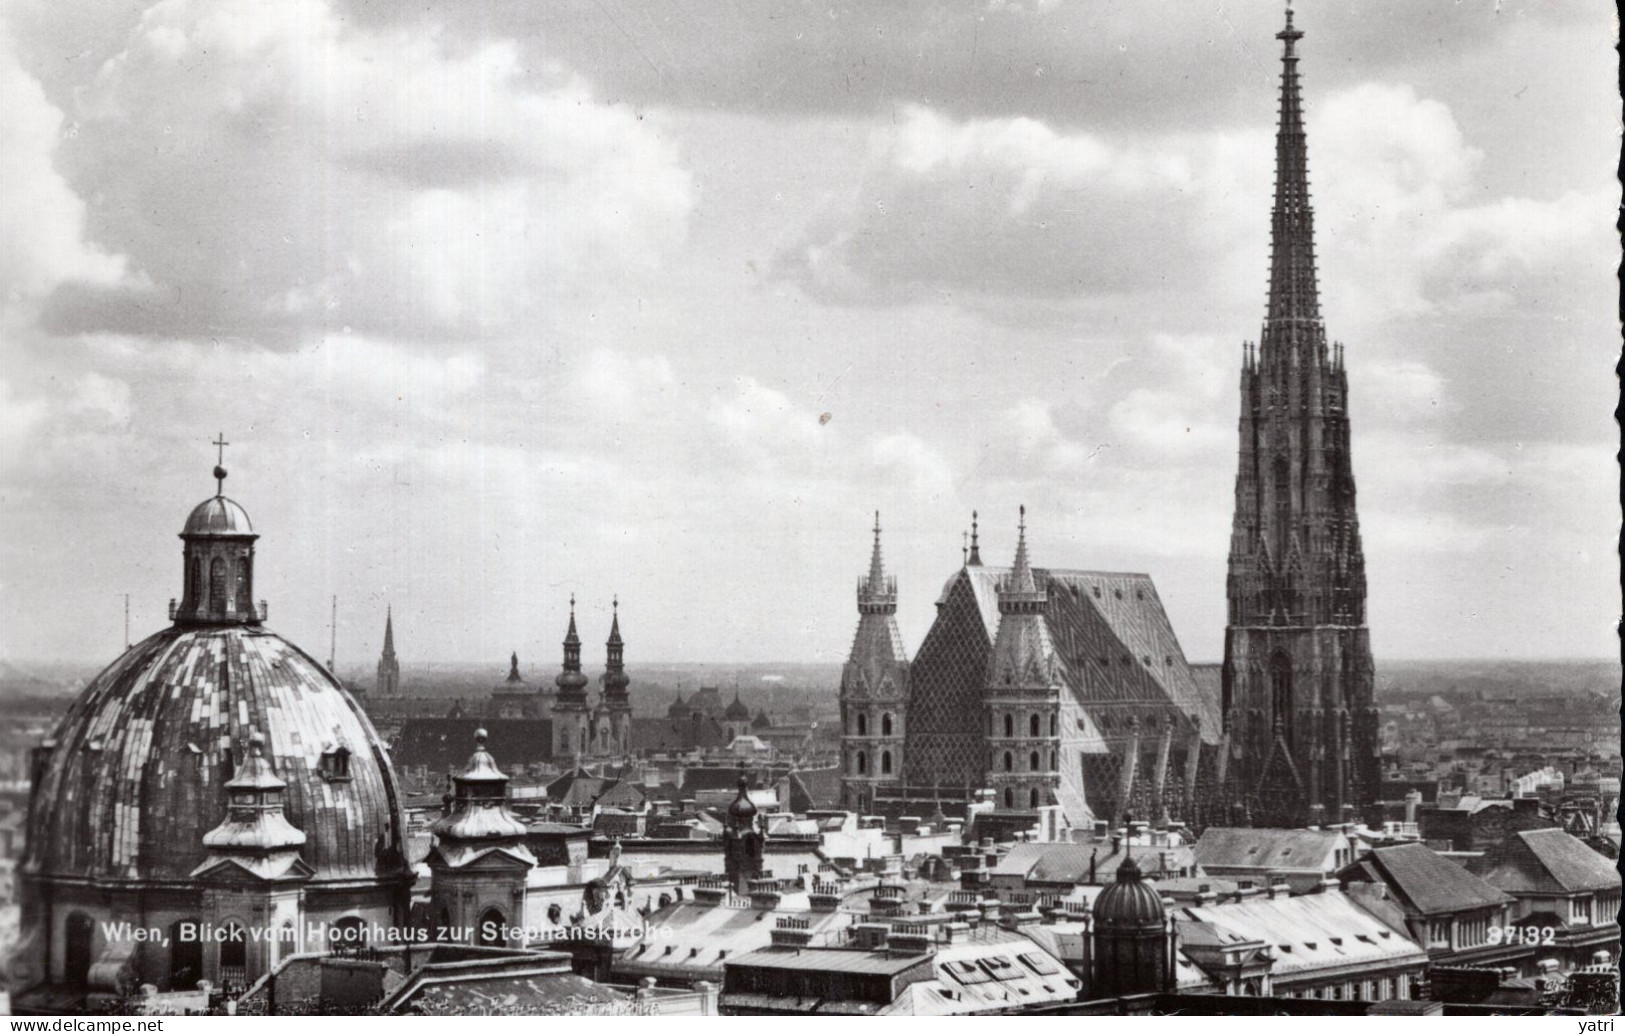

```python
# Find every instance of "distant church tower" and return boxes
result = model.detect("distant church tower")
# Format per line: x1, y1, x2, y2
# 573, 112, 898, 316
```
985, 507, 1063, 813
600, 599, 632, 756
552, 597, 592, 764
375, 608, 400, 697
839, 513, 909, 811
1222, 6, 1378, 828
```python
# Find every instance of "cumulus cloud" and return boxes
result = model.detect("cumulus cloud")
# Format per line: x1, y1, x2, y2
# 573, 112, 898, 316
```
774, 103, 1264, 311
0, 23, 126, 308
35, 0, 694, 345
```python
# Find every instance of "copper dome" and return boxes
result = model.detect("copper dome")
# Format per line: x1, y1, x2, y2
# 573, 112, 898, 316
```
181, 495, 255, 537
26, 624, 409, 884
1092, 855, 1167, 929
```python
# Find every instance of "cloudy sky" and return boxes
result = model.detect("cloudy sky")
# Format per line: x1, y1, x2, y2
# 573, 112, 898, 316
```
0, 0, 1616, 671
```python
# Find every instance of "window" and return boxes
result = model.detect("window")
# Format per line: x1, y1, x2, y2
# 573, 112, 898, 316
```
1029, 751, 1040, 772
1571, 897, 1593, 924
1050, 750, 1057, 771
857, 714, 867, 736
64, 912, 95, 987
477, 909, 505, 947
321, 745, 352, 782
881, 713, 893, 736
856, 752, 867, 775
1427, 919, 1450, 948
1269, 653, 1293, 742
1003, 788, 1014, 808
1004, 714, 1014, 738
219, 921, 247, 979
1049, 714, 1056, 736
1029, 788, 1040, 808
1003, 752, 1013, 773
1030, 714, 1040, 737
208, 557, 227, 616
235, 558, 252, 615
881, 751, 892, 775
170, 920, 202, 989
188, 558, 202, 608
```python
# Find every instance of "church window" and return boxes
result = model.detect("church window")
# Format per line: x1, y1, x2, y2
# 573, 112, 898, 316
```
1274, 456, 1291, 556
1269, 653, 1294, 741
1030, 788, 1040, 808
882, 713, 893, 736
1029, 714, 1040, 737
64, 912, 95, 988
1003, 752, 1014, 773
857, 714, 868, 736
881, 751, 892, 775
1050, 750, 1057, 771
1049, 714, 1056, 736
1092, 586, 1101, 598
188, 558, 202, 608
170, 920, 202, 989
856, 752, 867, 775
219, 921, 247, 980
560, 729, 570, 753
234, 558, 251, 615
477, 909, 506, 947
1029, 751, 1040, 771
1004, 714, 1014, 738
1004, 788, 1014, 808
208, 557, 226, 616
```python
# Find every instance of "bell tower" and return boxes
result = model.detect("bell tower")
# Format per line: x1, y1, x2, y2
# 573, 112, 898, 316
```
984, 507, 1062, 814
1222, 6, 1378, 828
552, 598, 591, 764
601, 599, 632, 755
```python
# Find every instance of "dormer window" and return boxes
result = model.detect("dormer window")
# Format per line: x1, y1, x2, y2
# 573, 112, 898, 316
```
321, 745, 352, 782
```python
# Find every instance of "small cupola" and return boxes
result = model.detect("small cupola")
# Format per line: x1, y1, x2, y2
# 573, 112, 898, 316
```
173, 434, 263, 627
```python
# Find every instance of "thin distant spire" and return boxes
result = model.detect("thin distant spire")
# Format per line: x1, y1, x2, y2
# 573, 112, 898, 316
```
967, 511, 982, 566
607, 595, 622, 643
381, 606, 396, 657
565, 594, 580, 643
507, 650, 521, 682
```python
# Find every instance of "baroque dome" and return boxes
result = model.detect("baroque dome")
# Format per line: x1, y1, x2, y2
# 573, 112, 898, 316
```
26, 623, 409, 885
182, 494, 254, 536
1092, 855, 1167, 929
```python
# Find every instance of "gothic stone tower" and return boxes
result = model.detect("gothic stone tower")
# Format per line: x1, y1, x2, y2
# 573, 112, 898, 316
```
375, 607, 400, 697
839, 513, 909, 811
984, 507, 1063, 813
1222, 7, 1378, 828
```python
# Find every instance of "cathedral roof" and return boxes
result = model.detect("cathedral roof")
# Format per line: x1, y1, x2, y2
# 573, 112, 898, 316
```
725, 692, 751, 720
182, 494, 255, 537
934, 564, 1222, 741
26, 624, 408, 884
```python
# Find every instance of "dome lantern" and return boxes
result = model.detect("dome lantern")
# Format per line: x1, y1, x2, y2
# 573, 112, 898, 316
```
173, 433, 262, 626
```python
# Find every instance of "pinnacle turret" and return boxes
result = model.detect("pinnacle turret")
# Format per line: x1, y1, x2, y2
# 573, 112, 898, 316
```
857, 512, 898, 614
997, 506, 1045, 613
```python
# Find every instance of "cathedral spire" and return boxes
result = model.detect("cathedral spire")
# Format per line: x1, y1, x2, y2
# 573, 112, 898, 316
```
1265, 1, 1322, 330
382, 607, 396, 657
967, 510, 982, 566
555, 596, 590, 702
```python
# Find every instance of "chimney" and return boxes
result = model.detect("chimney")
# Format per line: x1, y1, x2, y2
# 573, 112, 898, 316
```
1266, 875, 1290, 899
1193, 883, 1214, 907
1404, 790, 1422, 825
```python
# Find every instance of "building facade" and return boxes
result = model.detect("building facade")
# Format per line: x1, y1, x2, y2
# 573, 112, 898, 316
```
1220, 7, 1379, 827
